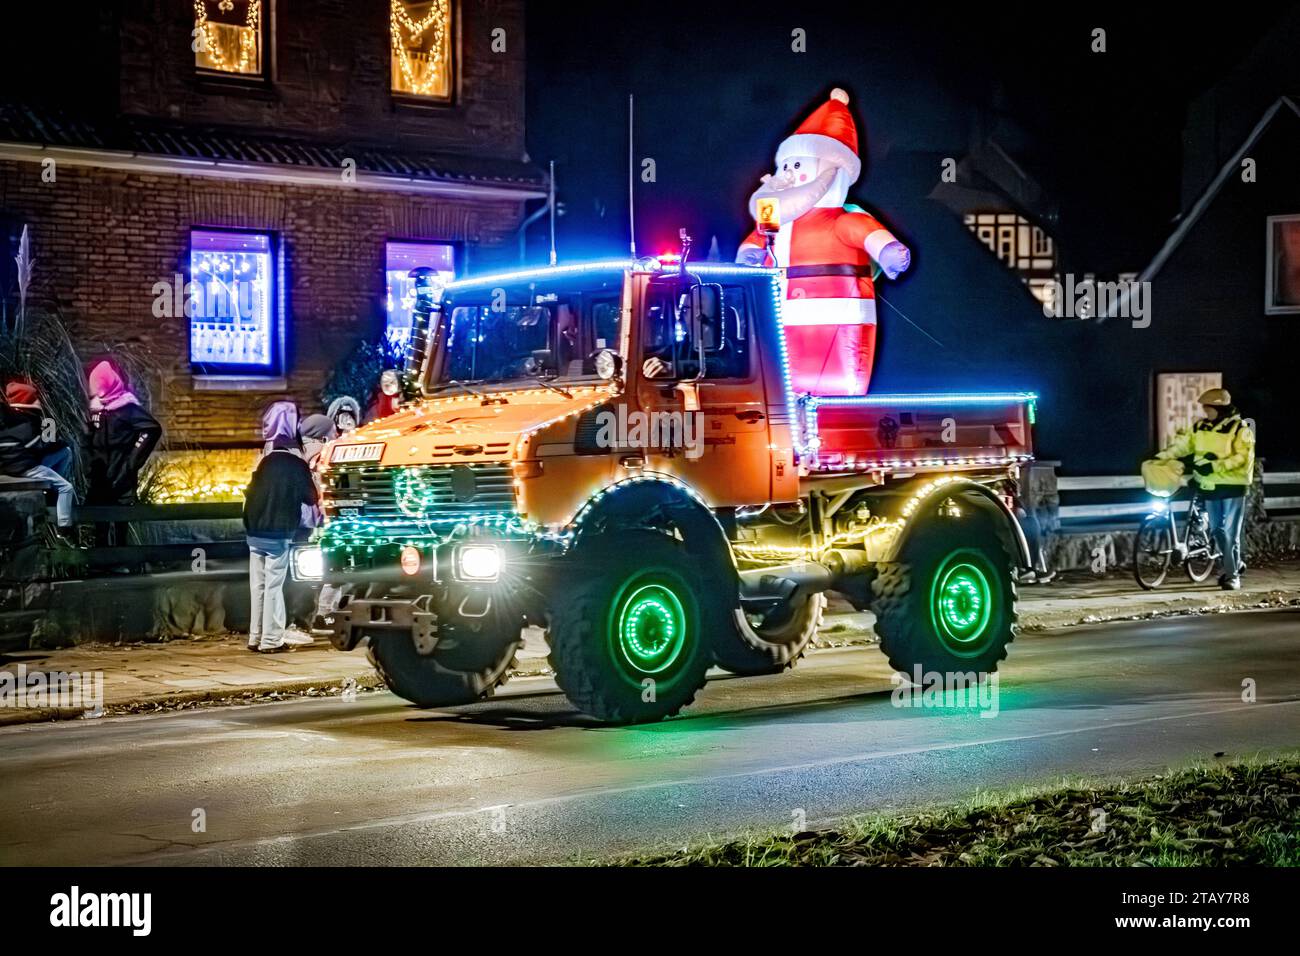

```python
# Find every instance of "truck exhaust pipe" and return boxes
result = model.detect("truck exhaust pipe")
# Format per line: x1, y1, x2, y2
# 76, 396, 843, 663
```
406, 266, 444, 392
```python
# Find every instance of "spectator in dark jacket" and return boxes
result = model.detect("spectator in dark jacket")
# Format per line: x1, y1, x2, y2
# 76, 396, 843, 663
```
85, 360, 161, 547
4, 381, 73, 482
0, 390, 76, 534
244, 401, 318, 652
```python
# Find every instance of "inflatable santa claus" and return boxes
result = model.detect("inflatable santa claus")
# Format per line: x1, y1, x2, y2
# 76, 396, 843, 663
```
737, 88, 909, 395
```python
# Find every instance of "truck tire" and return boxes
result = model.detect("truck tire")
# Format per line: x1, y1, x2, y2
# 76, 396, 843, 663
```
367, 614, 522, 708
546, 531, 711, 724
870, 518, 1017, 677
713, 594, 826, 676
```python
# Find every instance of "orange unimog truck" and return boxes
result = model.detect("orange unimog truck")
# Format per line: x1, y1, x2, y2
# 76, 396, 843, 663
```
295, 256, 1036, 723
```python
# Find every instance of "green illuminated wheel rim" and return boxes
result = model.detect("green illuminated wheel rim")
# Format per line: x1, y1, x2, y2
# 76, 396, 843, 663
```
613, 583, 688, 676
930, 557, 994, 652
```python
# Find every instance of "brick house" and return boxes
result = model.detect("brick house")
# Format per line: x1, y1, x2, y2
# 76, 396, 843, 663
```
0, 1, 544, 499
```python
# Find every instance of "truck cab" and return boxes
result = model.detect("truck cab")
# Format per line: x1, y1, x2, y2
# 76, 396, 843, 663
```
303, 258, 1036, 723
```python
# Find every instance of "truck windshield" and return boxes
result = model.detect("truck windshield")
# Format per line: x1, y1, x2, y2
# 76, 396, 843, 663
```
433, 289, 621, 389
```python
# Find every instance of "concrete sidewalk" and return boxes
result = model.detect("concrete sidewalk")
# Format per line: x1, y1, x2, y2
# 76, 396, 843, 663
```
4, 561, 1298, 725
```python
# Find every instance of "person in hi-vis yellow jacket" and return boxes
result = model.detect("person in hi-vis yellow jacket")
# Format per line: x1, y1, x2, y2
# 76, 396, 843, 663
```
1156, 388, 1256, 589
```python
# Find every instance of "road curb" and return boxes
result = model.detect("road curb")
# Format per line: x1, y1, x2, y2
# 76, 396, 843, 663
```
1016, 588, 1300, 631
814, 588, 1300, 647
4, 591, 1296, 728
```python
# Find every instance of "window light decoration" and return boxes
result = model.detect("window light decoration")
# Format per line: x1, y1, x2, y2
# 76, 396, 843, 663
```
194, 0, 263, 76
391, 0, 453, 100
189, 229, 276, 373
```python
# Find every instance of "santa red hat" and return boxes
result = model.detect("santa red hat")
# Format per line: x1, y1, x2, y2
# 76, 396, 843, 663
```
775, 88, 861, 182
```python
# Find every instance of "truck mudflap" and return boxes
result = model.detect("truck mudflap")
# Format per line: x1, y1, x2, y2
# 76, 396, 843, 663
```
328, 595, 438, 653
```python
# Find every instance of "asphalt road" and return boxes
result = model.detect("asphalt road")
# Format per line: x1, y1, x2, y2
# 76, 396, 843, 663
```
2, 609, 1298, 866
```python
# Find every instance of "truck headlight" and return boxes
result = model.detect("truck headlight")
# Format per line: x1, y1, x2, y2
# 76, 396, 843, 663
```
458, 544, 502, 582
292, 546, 325, 581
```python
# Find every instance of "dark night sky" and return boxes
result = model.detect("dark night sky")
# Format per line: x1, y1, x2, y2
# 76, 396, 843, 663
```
524, 1, 1297, 269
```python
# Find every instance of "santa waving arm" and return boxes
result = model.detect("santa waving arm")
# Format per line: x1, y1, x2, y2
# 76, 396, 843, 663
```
835, 211, 910, 279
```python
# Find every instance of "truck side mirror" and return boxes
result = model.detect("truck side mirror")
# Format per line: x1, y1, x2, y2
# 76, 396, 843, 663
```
684, 284, 722, 379
689, 284, 722, 329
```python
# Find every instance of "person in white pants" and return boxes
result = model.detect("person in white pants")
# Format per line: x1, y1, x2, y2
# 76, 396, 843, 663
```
248, 536, 294, 650
244, 401, 319, 652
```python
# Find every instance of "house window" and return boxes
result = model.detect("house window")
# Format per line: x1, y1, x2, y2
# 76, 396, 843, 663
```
1155, 372, 1221, 448
390, 0, 454, 100
1266, 215, 1300, 314
964, 212, 1058, 308
189, 229, 279, 375
386, 241, 456, 347
194, 1, 265, 78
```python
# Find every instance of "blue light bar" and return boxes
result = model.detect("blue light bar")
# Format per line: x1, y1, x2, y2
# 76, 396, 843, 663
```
810, 392, 1038, 407
678, 263, 781, 277
444, 259, 782, 292
445, 260, 633, 292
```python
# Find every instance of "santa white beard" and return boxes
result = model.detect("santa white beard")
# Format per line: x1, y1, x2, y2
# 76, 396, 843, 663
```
747, 166, 850, 223
747, 167, 852, 267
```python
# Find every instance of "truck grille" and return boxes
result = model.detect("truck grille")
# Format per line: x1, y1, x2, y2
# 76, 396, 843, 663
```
324, 463, 517, 531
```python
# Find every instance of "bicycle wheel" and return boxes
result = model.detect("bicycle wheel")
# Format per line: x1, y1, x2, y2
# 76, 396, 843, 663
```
1133, 513, 1173, 589
1184, 523, 1218, 583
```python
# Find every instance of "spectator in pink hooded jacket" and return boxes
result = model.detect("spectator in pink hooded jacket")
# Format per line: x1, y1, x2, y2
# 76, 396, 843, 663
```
85, 359, 162, 547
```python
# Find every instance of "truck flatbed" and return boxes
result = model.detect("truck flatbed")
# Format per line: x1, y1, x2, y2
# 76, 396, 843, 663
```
799, 391, 1035, 476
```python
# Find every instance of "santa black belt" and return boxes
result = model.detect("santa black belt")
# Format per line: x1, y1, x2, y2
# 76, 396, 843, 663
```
785, 265, 872, 278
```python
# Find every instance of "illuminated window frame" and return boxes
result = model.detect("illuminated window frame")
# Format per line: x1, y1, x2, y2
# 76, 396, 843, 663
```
390, 0, 457, 103
1266, 214, 1300, 315
194, 0, 269, 81
188, 227, 285, 380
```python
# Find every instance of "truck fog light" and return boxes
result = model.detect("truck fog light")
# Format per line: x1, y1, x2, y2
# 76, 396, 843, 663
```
458, 544, 502, 582
400, 545, 421, 576
292, 546, 324, 581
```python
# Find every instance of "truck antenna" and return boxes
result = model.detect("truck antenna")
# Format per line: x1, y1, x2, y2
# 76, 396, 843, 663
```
548, 160, 558, 266
628, 93, 637, 259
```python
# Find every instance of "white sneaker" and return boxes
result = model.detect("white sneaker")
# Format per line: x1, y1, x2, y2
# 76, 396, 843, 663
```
281, 629, 315, 647
247, 637, 260, 651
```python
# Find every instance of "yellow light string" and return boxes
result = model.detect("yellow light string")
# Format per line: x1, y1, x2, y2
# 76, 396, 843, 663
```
195, 0, 261, 74
390, 0, 450, 97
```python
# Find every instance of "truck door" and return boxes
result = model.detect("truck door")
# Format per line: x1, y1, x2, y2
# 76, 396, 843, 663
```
635, 281, 772, 506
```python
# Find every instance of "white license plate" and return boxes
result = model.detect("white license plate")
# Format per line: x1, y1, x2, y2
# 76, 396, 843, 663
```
331, 442, 385, 464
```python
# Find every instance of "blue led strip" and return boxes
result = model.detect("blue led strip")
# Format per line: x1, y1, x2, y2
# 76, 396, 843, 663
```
809, 392, 1039, 407
443, 259, 784, 293
444, 260, 634, 292
765, 274, 807, 455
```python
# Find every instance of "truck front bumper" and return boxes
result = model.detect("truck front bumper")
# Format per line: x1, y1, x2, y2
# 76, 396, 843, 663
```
326, 595, 439, 653
301, 535, 548, 652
